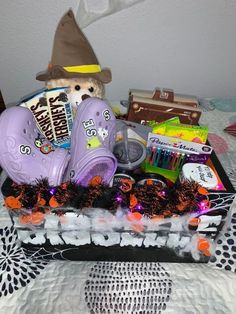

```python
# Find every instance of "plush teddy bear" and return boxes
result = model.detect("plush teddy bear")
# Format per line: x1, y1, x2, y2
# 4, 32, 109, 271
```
46, 77, 105, 117
36, 9, 111, 118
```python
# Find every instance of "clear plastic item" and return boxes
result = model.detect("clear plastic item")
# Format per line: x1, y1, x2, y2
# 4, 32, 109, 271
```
113, 120, 146, 171
77, 0, 145, 28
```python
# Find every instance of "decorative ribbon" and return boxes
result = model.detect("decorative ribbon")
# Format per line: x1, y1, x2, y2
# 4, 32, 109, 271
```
63, 64, 101, 73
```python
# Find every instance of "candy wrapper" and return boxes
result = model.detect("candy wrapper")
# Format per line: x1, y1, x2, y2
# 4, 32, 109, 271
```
152, 118, 208, 144
46, 88, 73, 148
19, 87, 73, 149
161, 123, 208, 144
19, 89, 54, 142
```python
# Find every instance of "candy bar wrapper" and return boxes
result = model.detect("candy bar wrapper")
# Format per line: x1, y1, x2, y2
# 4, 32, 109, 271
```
148, 116, 181, 129
19, 89, 54, 142
46, 87, 73, 149
152, 122, 208, 144
163, 123, 208, 144
150, 117, 180, 135
19, 87, 73, 149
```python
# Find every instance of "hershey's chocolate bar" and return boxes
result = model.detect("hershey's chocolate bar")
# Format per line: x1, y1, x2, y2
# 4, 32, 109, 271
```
20, 90, 54, 142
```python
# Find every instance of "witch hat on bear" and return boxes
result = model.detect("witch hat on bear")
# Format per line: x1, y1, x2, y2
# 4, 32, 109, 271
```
35, 9, 117, 186
36, 9, 111, 84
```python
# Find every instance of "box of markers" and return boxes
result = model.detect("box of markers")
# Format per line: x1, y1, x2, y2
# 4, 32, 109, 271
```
143, 133, 213, 182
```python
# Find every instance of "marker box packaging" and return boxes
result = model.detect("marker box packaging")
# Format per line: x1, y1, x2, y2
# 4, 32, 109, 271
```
147, 133, 212, 161
143, 133, 213, 182
143, 146, 187, 179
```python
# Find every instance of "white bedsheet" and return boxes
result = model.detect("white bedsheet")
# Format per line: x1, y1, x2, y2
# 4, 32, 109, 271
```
0, 259, 235, 314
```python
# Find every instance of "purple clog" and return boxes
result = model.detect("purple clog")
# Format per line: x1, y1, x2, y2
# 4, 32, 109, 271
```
0, 106, 70, 186
64, 97, 117, 186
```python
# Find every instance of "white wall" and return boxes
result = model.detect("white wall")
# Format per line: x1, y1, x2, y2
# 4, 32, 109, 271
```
1, 0, 236, 106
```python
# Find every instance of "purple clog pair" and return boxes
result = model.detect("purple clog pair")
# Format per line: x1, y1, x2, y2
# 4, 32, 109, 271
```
0, 98, 117, 186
